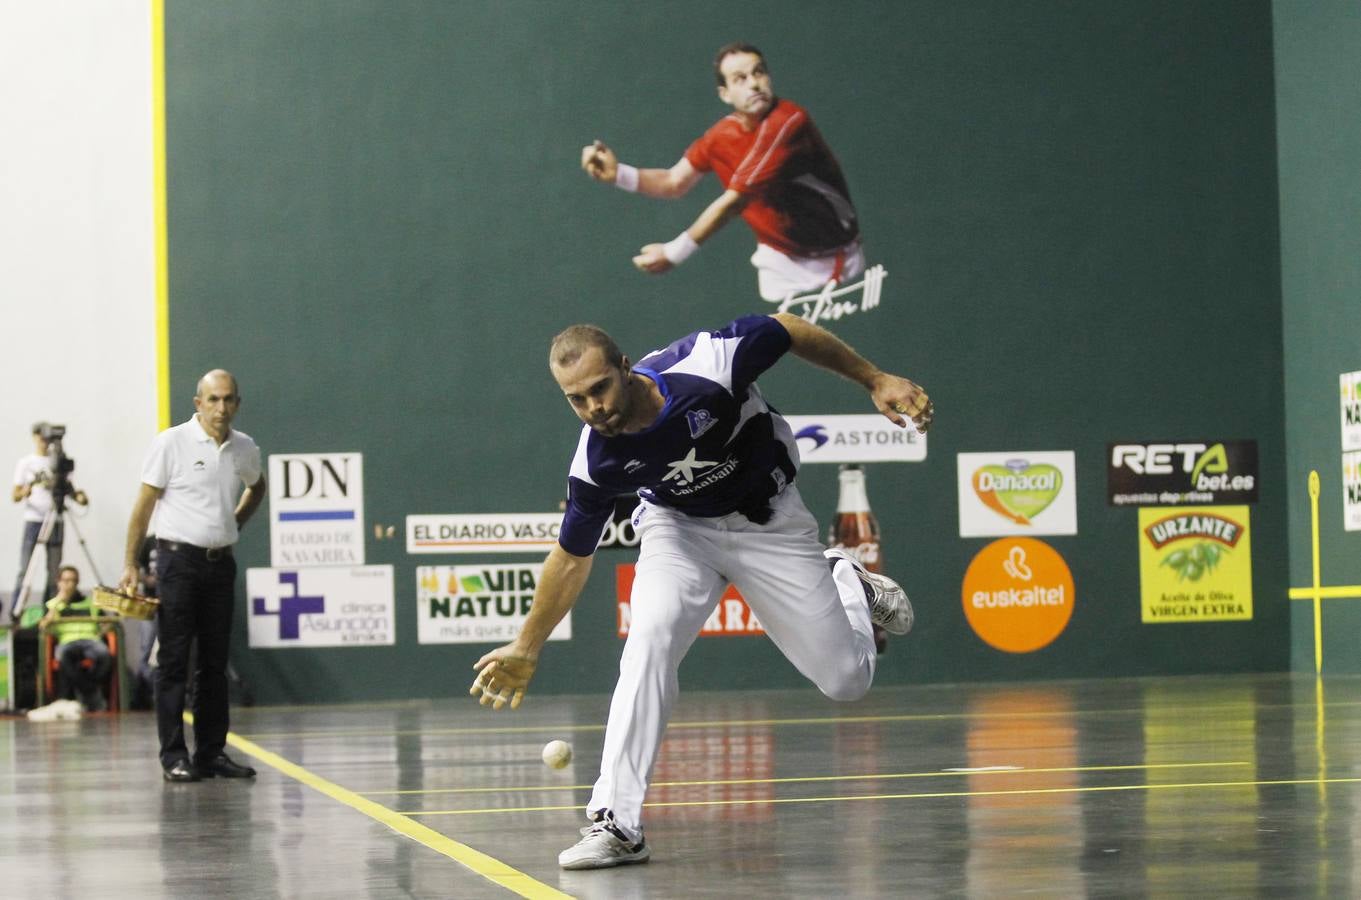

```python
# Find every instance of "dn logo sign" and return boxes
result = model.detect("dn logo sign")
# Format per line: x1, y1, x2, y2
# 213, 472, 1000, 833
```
281, 456, 354, 499
268, 452, 366, 567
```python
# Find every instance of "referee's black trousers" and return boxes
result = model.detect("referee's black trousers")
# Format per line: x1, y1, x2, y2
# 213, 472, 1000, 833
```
153, 545, 235, 769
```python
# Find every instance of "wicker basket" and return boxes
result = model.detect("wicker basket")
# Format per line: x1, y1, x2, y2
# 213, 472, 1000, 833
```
91, 586, 160, 620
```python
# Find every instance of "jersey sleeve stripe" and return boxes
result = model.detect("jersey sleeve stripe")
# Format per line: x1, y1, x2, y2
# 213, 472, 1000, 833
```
731, 118, 771, 186
737, 111, 804, 188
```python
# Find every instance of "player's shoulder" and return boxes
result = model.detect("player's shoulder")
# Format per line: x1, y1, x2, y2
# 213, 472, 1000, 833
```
763, 98, 811, 133
641, 316, 780, 368
636, 316, 785, 392
700, 112, 748, 142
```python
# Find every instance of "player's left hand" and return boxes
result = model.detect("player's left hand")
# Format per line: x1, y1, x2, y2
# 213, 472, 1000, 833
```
470, 647, 538, 710
633, 244, 674, 274
873, 374, 934, 434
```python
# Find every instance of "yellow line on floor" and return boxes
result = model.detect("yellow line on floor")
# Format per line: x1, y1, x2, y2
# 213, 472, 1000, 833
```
211, 723, 571, 899
240, 698, 1361, 742
406, 775, 1361, 817
362, 760, 1249, 797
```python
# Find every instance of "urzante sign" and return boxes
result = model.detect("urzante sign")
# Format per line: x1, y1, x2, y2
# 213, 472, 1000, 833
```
1136, 506, 1253, 622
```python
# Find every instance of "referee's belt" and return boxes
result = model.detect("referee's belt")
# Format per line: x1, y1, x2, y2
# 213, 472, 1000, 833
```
156, 538, 233, 562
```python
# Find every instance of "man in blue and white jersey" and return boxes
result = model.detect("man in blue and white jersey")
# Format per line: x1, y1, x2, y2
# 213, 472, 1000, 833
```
470, 312, 933, 870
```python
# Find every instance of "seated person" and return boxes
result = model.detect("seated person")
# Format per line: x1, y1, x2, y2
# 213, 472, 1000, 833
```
39, 565, 113, 711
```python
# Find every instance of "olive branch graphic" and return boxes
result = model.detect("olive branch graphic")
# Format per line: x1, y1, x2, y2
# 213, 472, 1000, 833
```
1160, 542, 1225, 582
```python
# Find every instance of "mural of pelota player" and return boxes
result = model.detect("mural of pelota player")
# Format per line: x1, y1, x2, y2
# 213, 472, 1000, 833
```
581, 42, 864, 303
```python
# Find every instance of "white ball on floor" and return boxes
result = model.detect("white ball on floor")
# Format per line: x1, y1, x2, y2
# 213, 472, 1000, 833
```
542, 739, 572, 769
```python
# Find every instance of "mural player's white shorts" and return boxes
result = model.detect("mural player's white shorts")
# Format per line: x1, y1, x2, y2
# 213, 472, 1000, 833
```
752, 240, 866, 302
586, 485, 878, 840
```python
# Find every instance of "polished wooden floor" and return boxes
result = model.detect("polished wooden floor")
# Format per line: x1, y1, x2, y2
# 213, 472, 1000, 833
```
3, 673, 1358, 898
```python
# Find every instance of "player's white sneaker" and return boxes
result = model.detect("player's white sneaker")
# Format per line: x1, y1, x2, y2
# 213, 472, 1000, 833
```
558, 813, 651, 870
826, 548, 914, 635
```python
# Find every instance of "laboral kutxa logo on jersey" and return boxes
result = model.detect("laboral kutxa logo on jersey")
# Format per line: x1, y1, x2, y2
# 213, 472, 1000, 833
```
1137, 506, 1252, 622
1107, 440, 1258, 506
956, 451, 1076, 537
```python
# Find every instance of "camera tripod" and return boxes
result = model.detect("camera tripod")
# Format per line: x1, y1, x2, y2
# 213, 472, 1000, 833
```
10, 501, 103, 624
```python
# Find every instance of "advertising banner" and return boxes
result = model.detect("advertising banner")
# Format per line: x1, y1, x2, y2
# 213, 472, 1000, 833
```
956, 451, 1077, 537
784, 414, 927, 464
1342, 371, 1361, 451
268, 453, 365, 567
1137, 506, 1253, 622
247, 565, 393, 648
960, 538, 1074, 653
1107, 441, 1258, 506
1344, 452, 1361, 532
406, 513, 561, 554
615, 564, 764, 637
416, 563, 571, 644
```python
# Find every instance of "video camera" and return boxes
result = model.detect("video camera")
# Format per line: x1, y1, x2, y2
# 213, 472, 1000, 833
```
38, 423, 76, 509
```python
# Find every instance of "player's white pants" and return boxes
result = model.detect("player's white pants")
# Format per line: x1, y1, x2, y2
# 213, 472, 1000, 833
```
586, 485, 877, 841
751, 240, 865, 302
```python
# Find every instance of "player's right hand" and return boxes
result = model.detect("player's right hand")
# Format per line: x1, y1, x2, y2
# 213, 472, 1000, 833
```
581, 139, 618, 183
633, 243, 673, 274
470, 646, 538, 710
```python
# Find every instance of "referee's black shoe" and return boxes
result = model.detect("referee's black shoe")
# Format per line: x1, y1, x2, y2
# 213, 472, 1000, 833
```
163, 760, 201, 782
197, 754, 257, 779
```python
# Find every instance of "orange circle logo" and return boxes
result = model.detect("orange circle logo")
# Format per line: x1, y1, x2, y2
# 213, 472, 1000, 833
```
961, 537, 1074, 653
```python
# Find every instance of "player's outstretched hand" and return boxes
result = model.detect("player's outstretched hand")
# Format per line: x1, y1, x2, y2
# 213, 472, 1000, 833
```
470, 646, 538, 711
872, 373, 934, 434
581, 140, 618, 183
633, 244, 673, 274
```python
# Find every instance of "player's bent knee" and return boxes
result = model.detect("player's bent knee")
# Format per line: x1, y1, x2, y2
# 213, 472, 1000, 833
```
815, 659, 873, 702
821, 679, 871, 703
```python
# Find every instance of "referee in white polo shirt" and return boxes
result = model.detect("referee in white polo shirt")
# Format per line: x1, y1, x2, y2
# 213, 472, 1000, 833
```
119, 369, 266, 783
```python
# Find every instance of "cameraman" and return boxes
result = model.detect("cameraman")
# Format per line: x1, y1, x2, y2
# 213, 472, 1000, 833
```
11, 421, 87, 617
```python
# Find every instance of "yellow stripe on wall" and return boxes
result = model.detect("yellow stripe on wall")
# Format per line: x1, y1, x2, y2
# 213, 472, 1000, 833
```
152, 0, 170, 429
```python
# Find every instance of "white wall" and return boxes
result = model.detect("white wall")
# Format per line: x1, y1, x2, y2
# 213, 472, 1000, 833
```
0, 3, 157, 597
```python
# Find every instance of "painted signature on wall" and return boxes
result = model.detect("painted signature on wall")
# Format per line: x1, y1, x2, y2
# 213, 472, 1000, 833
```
768, 264, 886, 326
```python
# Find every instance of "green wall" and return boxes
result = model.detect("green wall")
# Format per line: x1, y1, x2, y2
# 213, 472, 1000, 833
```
165, 1, 1288, 703
1275, 1, 1361, 673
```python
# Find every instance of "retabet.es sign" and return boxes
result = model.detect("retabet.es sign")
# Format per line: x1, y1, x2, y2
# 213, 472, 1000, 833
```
1107, 441, 1257, 506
